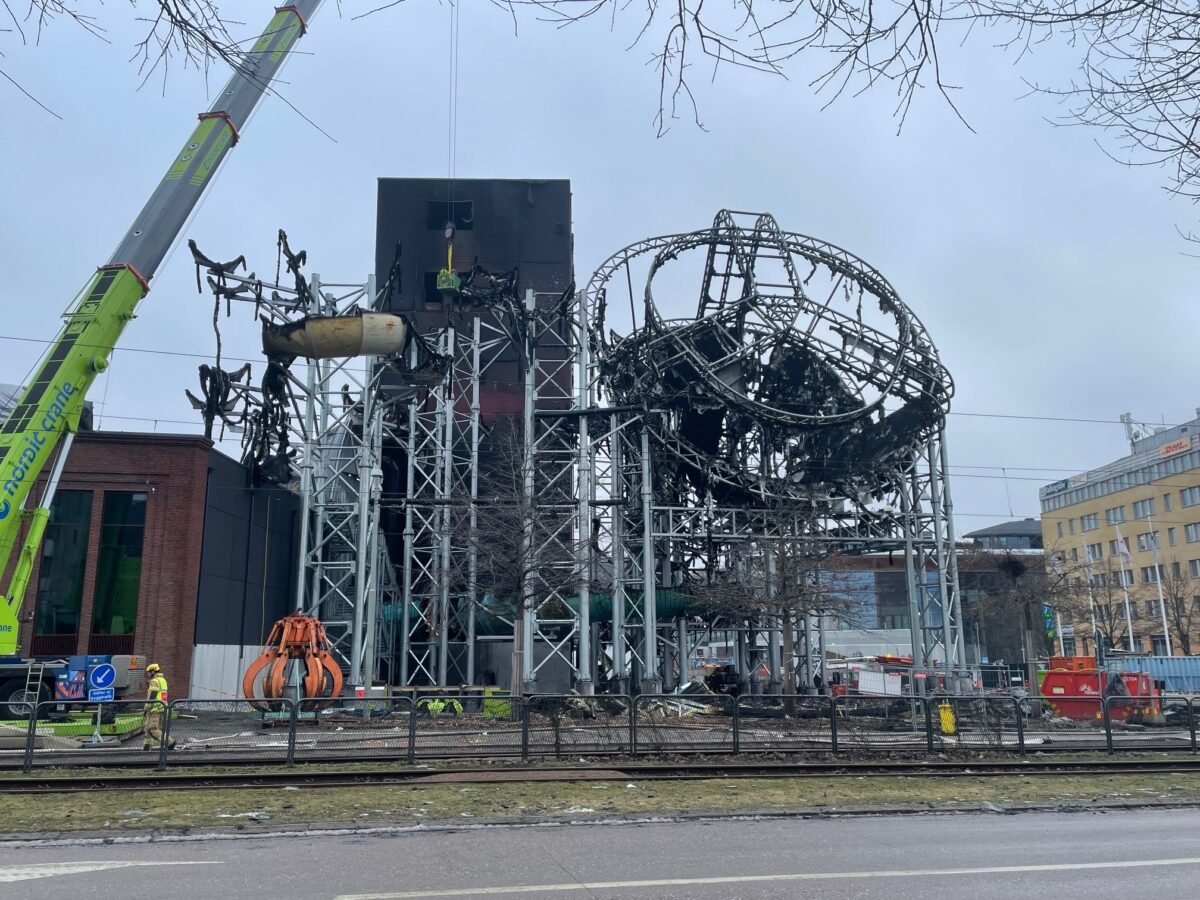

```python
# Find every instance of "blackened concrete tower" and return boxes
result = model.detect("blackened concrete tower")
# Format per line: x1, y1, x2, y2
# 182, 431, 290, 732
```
375, 178, 573, 420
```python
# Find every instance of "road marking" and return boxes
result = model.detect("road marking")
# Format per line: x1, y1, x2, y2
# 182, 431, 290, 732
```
337, 857, 1200, 898
0, 861, 218, 883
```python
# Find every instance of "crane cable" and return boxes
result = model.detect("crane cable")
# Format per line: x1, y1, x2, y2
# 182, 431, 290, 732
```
445, 0, 461, 276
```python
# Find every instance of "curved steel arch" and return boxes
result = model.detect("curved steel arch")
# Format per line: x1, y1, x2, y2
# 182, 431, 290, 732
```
588, 210, 953, 505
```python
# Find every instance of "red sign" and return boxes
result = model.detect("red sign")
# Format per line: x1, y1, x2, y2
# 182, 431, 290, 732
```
1161, 437, 1192, 459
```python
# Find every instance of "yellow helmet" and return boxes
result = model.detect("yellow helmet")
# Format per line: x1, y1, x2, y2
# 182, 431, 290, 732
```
145, 663, 161, 675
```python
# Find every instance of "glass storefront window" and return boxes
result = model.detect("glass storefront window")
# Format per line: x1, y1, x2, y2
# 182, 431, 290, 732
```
33, 490, 93, 636
90, 492, 147, 636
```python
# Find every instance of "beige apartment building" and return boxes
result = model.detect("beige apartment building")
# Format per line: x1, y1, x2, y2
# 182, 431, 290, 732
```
1040, 414, 1200, 657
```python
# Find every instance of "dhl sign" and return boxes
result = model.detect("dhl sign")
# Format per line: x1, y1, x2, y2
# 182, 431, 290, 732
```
1160, 436, 1193, 459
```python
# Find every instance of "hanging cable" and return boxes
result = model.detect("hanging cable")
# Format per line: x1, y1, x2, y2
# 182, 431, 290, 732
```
446, 0, 461, 211
436, 1, 465, 313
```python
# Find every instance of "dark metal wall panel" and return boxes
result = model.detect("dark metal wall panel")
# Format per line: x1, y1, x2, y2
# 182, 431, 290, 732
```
375, 178, 574, 429
375, 177, 573, 327
194, 451, 298, 646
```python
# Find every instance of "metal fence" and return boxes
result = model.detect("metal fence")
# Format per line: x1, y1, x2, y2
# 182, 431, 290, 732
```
1105, 695, 1196, 754
293, 697, 414, 762
166, 699, 295, 765
410, 693, 524, 760
832, 696, 928, 753
526, 695, 633, 759
4, 693, 1198, 771
20, 700, 162, 771
634, 694, 736, 755
736, 696, 834, 753
928, 696, 1023, 753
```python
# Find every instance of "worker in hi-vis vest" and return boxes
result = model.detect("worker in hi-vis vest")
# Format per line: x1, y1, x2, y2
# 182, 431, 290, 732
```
143, 663, 176, 751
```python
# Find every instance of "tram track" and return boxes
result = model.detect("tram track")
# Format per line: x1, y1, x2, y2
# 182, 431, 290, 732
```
5, 758, 1200, 794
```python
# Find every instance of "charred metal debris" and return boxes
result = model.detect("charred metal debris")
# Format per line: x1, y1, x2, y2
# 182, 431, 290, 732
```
186, 230, 446, 485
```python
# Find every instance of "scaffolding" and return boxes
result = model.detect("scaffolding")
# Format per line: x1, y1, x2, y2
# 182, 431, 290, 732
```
193, 209, 966, 696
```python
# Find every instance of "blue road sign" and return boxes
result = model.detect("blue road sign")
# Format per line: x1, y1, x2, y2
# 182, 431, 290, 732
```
89, 663, 116, 689
88, 688, 115, 703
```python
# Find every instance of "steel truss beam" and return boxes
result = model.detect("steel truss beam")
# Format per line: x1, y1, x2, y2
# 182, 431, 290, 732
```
193, 266, 405, 689
398, 317, 510, 686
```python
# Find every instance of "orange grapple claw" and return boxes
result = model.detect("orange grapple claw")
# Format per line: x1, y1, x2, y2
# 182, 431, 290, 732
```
242, 613, 343, 709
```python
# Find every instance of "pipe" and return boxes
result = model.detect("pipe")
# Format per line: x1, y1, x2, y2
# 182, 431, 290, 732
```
262, 313, 407, 361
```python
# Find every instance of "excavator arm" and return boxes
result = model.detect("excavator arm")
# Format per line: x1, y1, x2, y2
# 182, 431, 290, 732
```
0, 2, 324, 655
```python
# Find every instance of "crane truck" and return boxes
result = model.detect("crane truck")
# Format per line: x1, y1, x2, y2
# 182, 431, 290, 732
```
0, 1, 324, 719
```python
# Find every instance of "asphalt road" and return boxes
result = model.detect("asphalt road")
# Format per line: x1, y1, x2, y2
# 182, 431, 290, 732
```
4, 808, 1200, 899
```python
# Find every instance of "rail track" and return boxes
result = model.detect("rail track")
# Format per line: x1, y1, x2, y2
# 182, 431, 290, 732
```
5, 758, 1200, 794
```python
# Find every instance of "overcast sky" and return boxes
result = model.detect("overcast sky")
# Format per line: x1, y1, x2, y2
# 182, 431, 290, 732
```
2, 2, 1197, 535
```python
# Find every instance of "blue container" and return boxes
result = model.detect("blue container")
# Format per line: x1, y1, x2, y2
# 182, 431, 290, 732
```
1115, 656, 1200, 693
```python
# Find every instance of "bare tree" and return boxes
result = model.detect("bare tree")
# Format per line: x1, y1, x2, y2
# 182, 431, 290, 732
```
965, 546, 1094, 685
689, 503, 870, 692
982, 1, 1200, 213
517, 1, 1200, 221
1158, 554, 1196, 655
12, 1, 1200, 218
2, 1, 244, 115
1085, 554, 1136, 653
448, 414, 583, 694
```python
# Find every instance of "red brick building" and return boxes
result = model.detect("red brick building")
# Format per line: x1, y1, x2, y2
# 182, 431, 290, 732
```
16, 432, 297, 696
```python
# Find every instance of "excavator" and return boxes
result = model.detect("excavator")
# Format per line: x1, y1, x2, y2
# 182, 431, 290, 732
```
0, 1, 324, 718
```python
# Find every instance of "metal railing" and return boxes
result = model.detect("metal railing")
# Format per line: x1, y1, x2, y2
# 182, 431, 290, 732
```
5, 692, 1197, 771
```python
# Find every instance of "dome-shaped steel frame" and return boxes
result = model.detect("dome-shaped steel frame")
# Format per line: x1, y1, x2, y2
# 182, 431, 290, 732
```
588, 210, 953, 504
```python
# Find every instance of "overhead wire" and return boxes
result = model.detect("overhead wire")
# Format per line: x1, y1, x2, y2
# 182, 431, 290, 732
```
0, 328, 1183, 432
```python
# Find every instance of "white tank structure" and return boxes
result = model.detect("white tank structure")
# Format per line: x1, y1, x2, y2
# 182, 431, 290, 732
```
262, 312, 408, 362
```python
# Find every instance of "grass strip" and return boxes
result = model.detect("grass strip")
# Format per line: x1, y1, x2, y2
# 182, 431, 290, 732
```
4, 773, 1200, 835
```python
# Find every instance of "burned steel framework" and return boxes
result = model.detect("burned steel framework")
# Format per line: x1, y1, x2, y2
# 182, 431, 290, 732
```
190, 210, 964, 697
398, 209, 964, 693
188, 240, 415, 693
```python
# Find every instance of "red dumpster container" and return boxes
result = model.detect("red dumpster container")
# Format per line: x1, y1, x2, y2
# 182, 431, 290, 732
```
1041, 669, 1158, 721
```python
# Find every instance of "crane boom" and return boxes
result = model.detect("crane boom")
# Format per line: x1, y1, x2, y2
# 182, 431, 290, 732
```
0, 1, 324, 656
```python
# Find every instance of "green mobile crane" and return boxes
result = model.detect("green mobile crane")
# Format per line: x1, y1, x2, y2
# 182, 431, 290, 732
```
0, 1, 324, 714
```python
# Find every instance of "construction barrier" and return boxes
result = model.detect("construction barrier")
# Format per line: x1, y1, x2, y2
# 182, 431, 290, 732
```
164, 699, 295, 766
632, 694, 735, 755
20, 699, 163, 772
1018, 695, 1109, 752
1104, 695, 1194, 753
928, 696, 1022, 753
525, 695, 633, 759
832, 695, 928, 753
6, 692, 1200, 771
735, 696, 834, 753
292, 697, 413, 762
410, 693, 524, 760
